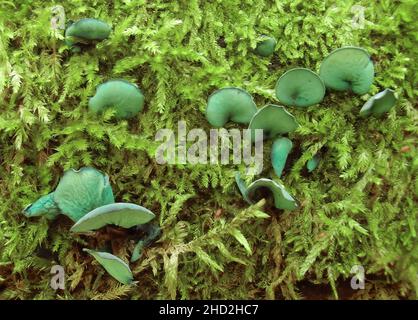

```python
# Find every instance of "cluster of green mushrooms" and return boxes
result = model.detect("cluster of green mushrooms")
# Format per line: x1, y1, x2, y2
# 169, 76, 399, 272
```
23, 20, 398, 285
23, 19, 155, 285
207, 41, 398, 210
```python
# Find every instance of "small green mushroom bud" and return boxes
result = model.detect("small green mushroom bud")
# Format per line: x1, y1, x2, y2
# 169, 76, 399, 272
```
83, 249, 133, 285
255, 36, 277, 57
271, 137, 293, 178
71, 203, 156, 233
22, 192, 61, 220
275, 68, 325, 107
359, 89, 397, 117
319, 47, 374, 95
206, 87, 257, 127
235, 173, 298, 210
65, 18, 111, 50
88, 80, 145, 120
248, 104, 299, 142
307, 154, 320, 172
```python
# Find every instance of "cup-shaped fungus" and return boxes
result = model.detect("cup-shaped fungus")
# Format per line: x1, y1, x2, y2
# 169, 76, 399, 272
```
359, 89, 397, 117
319, 47, 374, 95
271, 137, 293, 178
23, 167, 115, 222
83, 249, 133, 285
275, 68, 325, 107
89, 80, 145, 120
206, 87, 257, 127
65, 18, 111, 50
255, 36, 277, 57
235, 173, 297, 210
248, 104, 299, 142
71, 203, 156, 232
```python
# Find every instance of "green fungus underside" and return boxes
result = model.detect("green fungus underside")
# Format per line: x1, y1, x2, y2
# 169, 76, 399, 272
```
88, 80, 145, 120
271, 137, 293, 178
247, 179, 298, 210
23, 192, 61, 220
83, 249, 133, 285
206, 87, 257, 127
319, 46, 374, 95
65, 18, 111, 44
360, 89, 397, 117
71, 202, 156, 232
235, 173, 297, 210
275, 68, 325, 107
54, 167, 115, 222
255, 36, 277, 57
249, 104, 299, 142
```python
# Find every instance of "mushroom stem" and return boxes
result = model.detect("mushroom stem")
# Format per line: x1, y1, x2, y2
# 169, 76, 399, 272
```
271, 137, 293, 178
131, 224, 161, 262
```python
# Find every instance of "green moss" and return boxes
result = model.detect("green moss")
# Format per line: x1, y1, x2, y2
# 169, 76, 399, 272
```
0, 0, 417, 300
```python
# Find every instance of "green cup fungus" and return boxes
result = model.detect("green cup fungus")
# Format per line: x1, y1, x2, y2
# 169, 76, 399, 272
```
319, 47, 374, 95
65, 18, 111, 51
359, 89, 397, 117
271, 137, 293, 178
248, 104, 299, 142
254, 36, 277, 57
275, 68, 325, 107
83, 249, 134, 285
71, 203, 156, 233
235, 172, 297, 210
23, 167, 114, 222
206, 87, 257, 127
89, 79, 145, 120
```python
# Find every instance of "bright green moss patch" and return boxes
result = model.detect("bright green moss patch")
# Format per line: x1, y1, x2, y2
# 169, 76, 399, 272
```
0, 0, 417, 300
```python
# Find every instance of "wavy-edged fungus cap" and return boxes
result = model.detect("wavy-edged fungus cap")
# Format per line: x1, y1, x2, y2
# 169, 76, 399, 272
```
83, 249, 133, 285
255, 36, 277, 57
71, 203, 155, 232
89, 79, 145, 120
54, 167, 115, 222
275, 68, 325, 107
65, 18, 111, 48
271, 137, 293, 178
23, 167, 114, 222
360, 89, 397, 117
206, 87, 257, 127
319, 46, 374, 95
248, 104, 299, 142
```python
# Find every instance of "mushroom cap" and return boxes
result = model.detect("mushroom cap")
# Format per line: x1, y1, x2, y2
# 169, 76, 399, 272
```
206, 87, 257, 127
246, 178, 298, 210
234, 172, 251, 204
71, 203, 156, 232
83, 249, 133, 285
88, 79, 145, 119
319, 46, 374, 95
360, 89, 397, 117
275, 68, 325, 107
22, 192, 61, 220
65, 18, 111, 41
248, 104, 299, 142
53, 167, 115, 222
255, 36, 277, 57
271, 137, 293, 178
